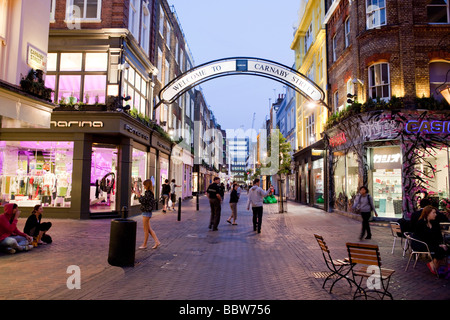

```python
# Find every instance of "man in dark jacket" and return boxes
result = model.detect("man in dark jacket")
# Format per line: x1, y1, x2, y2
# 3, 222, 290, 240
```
206, 177, 222, 231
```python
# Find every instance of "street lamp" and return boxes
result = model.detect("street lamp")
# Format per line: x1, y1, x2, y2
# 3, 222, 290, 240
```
439, 84, 450, 104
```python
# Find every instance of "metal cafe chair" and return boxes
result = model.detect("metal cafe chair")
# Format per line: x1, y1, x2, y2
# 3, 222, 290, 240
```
314, 234, 355, 293
403, 232, 439, 278
346, 242, 395, 300
390, 222, 407, 256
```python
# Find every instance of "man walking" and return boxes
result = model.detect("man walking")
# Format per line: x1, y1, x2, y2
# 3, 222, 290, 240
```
206, 177, 222, 231
247, 178, 272, 233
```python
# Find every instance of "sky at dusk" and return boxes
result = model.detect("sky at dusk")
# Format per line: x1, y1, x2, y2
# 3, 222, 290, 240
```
168, 0, 303, 138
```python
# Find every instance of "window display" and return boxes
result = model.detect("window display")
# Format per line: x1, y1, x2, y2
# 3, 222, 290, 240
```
0, 141, 74, 207
160, 157, 169, 193
312, 157, 324, 207
333, 152, 346, 210
369, 146, 402, 218
90, 144, 118, 213
131, 148, 147, 206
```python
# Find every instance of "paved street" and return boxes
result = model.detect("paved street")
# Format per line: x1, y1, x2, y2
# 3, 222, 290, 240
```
0, 191, 448, 302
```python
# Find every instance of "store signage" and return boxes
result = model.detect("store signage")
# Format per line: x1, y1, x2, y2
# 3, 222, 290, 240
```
329, 132, 347, 147
124, 124, 150, 141
373, 153, 401, 164
405, 120, 450, 134
157, 141, 171, 152
27, 45, 47, 71
50, 120, 104, 128
159, 57, 325, 104
360, 119, 399, 140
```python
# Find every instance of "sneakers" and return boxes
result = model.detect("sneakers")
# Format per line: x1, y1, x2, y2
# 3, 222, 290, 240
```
6, 248, 16, 254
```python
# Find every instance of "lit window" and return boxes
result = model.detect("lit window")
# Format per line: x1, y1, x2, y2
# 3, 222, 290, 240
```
85, 52, 108, 71
369, 62, 390, 101
429, 61, 450, 101
60, 53, 82, 71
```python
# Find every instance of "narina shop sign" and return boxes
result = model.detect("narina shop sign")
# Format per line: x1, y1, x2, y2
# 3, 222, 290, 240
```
405, 120, 450, 134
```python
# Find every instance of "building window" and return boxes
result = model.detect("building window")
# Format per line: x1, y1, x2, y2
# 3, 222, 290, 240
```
427, 0, 450, 23
344, 17, 350, 48
159, 6, 165, 36
429, 61, 450, 101
66, 0, 102, 21
304, 23, 313, 54
123, 65, 148, 116
141, 1, 151, 53
165, 58, 170, 86
332, 34, 337, 62
369, 62, 390, 101
129, 0, 141, 40
333, 90, 340, 112
346, 79, 355, 106
0, 141, 74, 208
306, 113, 315, 146
157, 48, 163, 83
166, 23, 171, 49
366, 0, 386, 29
44, 52, 108, 104
50, 0, 56, 22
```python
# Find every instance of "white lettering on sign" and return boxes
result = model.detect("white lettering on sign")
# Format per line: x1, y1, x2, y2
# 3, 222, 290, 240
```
50, 120, 104, 128
159, 58, 325, 104
373, 153, 401, 164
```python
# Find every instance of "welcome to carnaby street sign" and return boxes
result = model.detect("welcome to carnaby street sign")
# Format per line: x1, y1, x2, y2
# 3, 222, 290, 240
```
158, 57, 326, 108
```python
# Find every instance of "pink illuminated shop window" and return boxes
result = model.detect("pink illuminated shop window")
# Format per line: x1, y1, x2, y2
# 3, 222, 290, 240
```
58, 75, 81, 103
44, 75, 56, 102
83, 75, 106, 104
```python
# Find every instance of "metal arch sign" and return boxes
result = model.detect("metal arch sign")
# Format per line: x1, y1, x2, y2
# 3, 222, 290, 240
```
158, 57, 326, 106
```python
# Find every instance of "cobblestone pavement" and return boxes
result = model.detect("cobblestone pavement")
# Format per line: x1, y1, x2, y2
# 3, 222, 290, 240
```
0, 192, 448, 302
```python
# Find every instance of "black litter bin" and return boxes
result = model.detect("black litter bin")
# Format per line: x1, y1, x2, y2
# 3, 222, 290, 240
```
108, 218, 137, 267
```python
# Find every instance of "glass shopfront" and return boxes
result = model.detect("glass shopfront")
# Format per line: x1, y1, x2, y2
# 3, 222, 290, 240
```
131, 148, 148, 206
312, 150, 325, 208
368, 146, 402, 218
160, 157, 169, 192
90, 144, 118, 213
0, 141, 74, 207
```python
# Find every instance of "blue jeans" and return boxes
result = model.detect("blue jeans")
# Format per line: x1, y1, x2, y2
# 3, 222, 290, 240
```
0, 235, 28, 251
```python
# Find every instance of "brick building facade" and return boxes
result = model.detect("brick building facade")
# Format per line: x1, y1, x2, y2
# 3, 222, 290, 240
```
325, 0, 450, 111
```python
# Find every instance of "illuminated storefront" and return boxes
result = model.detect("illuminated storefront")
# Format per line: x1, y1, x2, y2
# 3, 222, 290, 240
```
0, 111, 173, 219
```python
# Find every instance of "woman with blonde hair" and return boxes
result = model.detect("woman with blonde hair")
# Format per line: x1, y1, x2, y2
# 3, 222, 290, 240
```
133, 179, 160, 249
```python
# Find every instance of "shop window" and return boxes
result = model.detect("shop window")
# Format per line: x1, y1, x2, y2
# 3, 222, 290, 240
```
312, 150, 325, 208
427, 0, 449, 24
369, 62, 390, 101
415, 147, 449, 202
429, 61, 450, 101
366, 0, 386, 29
368, 146, 402, 218
47, 52, 108, 104
58, 75, 81, 103
346, 151, 359, 197
333, 152, 346, 210
0, 141, 74, 208
131, 148, 148, 206
160, 157, 169, 192
90, 144, 117, 213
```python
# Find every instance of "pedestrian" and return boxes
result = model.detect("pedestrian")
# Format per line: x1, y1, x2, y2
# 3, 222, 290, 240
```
247, 178, 272, 233
227, 184, 240, 225
0, 203, 33, 254
24, 204, 52, 247
133, 179, 160, 249
352, 186, 378, 240
161, 179, 171, 213
206, 177, 222, 231
413, 205, 448, 275
170, 179, 180, 211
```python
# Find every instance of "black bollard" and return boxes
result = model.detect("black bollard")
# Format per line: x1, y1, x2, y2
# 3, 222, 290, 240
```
108, 206, 136, 267
178, 197, 181, 221
196, 192, 199, 211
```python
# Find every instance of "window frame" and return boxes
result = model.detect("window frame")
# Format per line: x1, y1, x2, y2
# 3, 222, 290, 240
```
427, 0, 450, 24
66, 0, 102, 22
366, 0, 386, 29
368, 62, 391, 101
